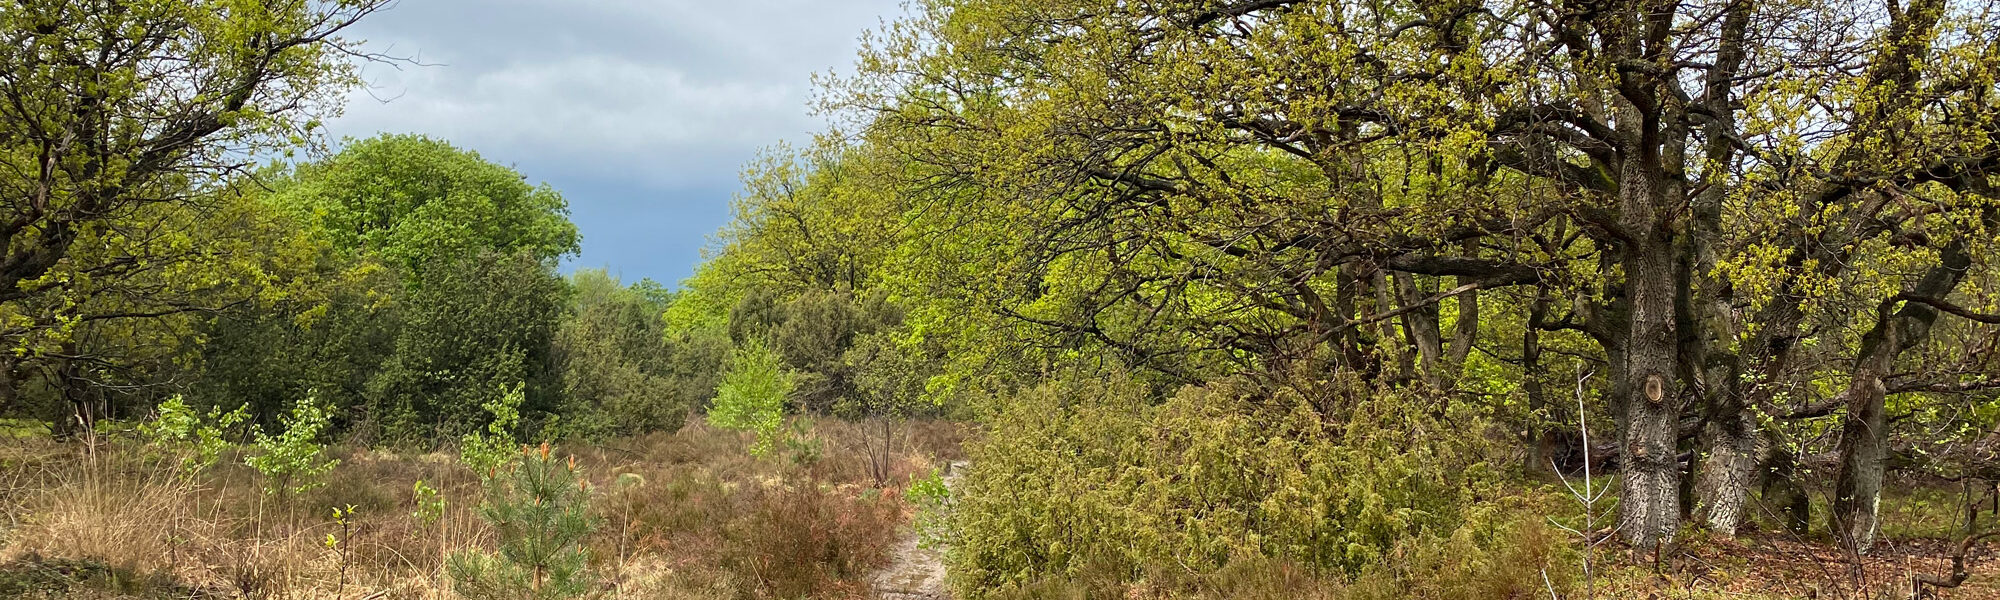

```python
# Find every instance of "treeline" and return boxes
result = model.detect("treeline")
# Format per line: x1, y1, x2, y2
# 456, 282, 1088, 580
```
2, 131, 715, 444
676, 0, 2000, 594
0, 1, 724, 445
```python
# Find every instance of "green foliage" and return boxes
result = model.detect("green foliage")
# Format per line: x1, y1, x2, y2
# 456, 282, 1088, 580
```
947, 375, 1530, 595
200, 134, 581, 446
369, 250, 567, 443
0, 0, 391, 425
246, 395, 340, 497
550, 269, 688, 438
412, 480, 447, 526
905, 468, 952, 548
449, 444, 600, 600
140, 396, 250, 475
707, 339, 794, 456
462, 385, 526, 479
267, 134, 580, 273
196, 260, 401, 429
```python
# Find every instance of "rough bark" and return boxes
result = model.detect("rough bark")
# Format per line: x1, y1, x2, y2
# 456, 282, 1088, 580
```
1693, 413, 1759, 535
1609, 11, 1692, 543
1615, 155, 1686, 550
1831, 228, 1977, 551
1686, 0, 1757, 537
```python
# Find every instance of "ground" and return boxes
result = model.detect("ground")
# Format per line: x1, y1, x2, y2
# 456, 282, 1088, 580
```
0, 421, 1996, 599
870, 461, 966, 600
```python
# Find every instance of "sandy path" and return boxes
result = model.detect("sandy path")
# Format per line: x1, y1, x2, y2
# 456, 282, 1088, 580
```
872, 461, 966, 600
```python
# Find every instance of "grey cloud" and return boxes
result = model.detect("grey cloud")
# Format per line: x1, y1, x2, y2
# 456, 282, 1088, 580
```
328, 0, 901, 184
319, 0, 905, 282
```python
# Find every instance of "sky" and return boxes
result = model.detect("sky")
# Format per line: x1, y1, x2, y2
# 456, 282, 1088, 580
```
322, 0, 905, 286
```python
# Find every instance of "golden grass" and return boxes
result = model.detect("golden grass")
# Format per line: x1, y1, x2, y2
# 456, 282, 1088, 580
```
0, 418, 963, 600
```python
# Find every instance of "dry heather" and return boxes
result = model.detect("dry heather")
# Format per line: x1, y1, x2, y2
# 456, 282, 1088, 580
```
0, 418, 967, 600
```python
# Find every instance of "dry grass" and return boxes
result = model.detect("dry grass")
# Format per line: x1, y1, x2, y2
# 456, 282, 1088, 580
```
0, 417, 959, 600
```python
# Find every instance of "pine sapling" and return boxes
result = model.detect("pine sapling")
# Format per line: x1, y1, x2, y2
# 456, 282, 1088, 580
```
449, 443, 600, 600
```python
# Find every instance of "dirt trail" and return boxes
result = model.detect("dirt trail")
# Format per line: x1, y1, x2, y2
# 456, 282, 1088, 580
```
872, 461, 967, 600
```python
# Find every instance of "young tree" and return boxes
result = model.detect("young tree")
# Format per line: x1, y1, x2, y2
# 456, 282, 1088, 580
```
449, 444, 599, 600
707, 339, 794, 456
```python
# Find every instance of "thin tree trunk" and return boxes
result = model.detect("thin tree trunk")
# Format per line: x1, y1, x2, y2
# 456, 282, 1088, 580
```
1447, 285, 1478, 379
1394, 273, 1444, 387
1444, 238, 1482, 383
1523, 289, 1555, 478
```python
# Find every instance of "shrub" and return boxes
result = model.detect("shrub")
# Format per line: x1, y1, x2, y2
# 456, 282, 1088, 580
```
245, 394, 339, 497
140, 395, 249, 475
449, 443, 600, 600
946, 375, 1559, 597
462, 384, 527, 478
726, 480, 899, 598
707, 339, 792, 456
550, 269, 688, 438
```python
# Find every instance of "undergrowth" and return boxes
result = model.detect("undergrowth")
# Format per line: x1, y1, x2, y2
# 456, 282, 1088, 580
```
0, 418, 959, 599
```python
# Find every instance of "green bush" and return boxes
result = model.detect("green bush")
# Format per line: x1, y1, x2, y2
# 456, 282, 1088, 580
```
245, 394, 340, 497
140, 395, 249, 475
550, 269, 688, 438
946, 375, 1567, 597
462, 384, 527, 478
707, 339, 793, 456
449, 443, 600, 600
367, 250, 567, 445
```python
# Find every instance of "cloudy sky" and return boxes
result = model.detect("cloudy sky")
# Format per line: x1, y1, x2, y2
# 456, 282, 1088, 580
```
324, 0, 905, 285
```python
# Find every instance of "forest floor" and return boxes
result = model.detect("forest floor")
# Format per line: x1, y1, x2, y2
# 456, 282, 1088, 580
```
1593, 530, 2000, 599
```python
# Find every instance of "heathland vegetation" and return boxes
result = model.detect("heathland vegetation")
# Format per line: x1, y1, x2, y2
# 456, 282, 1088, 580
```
2, 0, 2000, 598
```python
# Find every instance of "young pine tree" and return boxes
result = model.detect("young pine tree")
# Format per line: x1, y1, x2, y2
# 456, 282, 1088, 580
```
449, 443, 599, 600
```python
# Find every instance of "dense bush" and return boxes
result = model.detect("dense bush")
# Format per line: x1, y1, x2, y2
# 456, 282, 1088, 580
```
947, 375, 1572, 597
367, 250, 567, 444
550, 269, 687, 438
195, 262, 403, 429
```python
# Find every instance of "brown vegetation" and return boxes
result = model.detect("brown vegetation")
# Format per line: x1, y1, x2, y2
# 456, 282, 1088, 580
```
0, 419, 964, 600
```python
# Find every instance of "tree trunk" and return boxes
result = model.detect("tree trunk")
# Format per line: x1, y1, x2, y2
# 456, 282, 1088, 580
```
1394, 273, 1444, 387
1615, 165, 1686, 549
1686, 0, 1755, 536
1694, 413, 1759, 535
1832, 334, 1895, 550
1611, 62, 1689, 546
1619, 232, 1683, 550
1832, 218, 1980, 550
1445, 239, 1482, 382
1522, 289, 1556, 478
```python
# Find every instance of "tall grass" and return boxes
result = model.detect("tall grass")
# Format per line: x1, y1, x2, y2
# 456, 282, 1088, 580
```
0, 418, 960, 599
